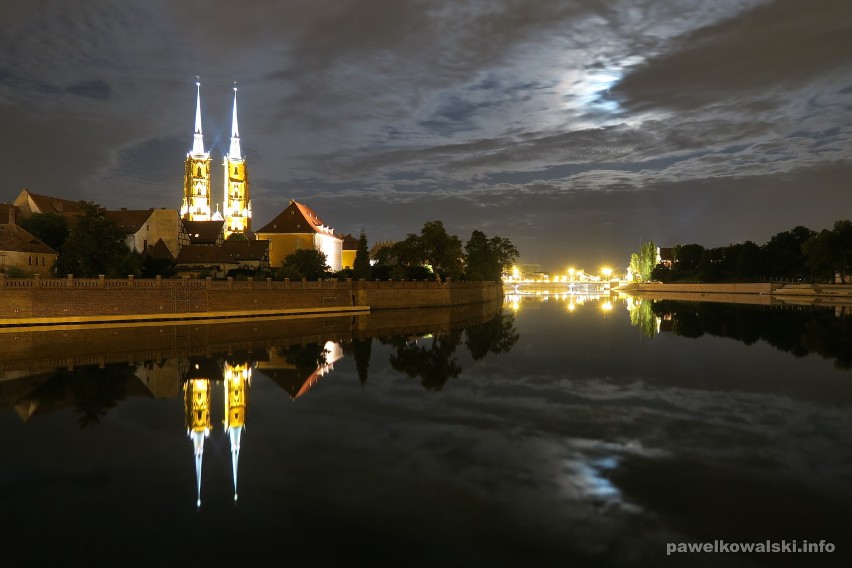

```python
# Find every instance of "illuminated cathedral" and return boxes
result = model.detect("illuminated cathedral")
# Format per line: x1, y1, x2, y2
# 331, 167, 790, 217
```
180, 79, 252, 239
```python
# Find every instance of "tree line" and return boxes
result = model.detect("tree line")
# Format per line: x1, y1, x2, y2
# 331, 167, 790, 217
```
628, 220, 852, 284
283, 219, 518, 282
18, 201, 518, 282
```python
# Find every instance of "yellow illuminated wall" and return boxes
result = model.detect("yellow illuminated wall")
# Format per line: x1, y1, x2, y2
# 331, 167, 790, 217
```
182, 156, 212, 221
223, 159, 251, 238
184, 378, 212, 433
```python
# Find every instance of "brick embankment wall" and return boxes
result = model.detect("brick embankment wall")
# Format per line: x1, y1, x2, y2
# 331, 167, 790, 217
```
0, 276, 502, 324
0, 301, 503, 375
353, 280, 501, 309
620, 283, 776, 295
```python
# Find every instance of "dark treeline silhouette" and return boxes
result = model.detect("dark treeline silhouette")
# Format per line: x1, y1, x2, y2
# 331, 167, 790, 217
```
648, 300, 852, 369
21, 364, 138, 427
372, 220, 518, 283
381, 309, 520, 391
651, 220, 852, 283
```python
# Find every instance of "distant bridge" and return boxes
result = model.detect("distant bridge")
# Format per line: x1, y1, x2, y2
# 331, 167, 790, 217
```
505, 281, 617, 294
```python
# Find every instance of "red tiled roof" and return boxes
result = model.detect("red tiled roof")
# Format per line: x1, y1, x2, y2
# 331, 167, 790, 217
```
182, 220, 224, 245
21, 190, 83, 216
145, 238, 174, 261
176, 240, 269, 265
0, 223, 59, 255
341, 233, 359, 250
106, 209, 155, 234
255, 200, 341, 239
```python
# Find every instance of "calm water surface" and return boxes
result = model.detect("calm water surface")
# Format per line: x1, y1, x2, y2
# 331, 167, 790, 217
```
1, 296, 850, 567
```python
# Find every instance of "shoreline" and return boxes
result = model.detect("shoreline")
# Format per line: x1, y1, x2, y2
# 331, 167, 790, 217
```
617, 282, 852, 308
0, 276, 502, 327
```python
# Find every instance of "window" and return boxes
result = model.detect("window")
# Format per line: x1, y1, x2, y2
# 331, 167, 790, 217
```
197, 166, 202, 177
28, 257, 32, 265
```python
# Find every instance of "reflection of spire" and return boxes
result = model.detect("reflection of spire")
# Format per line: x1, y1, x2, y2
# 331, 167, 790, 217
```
184, 377, 211, 508
191, 430, 206, 508
223, 362, 251, 502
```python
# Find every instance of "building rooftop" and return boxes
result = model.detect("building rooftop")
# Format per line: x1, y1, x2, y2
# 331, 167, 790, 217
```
182, 219, 225, 245
15, 189, 83, 217
255, 200, 340, 239
177, 240, 269, 264
1, 203, 60, 259
341, 233, 360, 251
106, 208, 156, 234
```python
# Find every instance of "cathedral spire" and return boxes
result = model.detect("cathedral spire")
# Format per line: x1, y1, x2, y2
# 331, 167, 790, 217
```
228, 83, 242, 160
191, 77, 206, 157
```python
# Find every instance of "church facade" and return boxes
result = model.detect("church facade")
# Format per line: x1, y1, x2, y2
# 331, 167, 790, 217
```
180, 80, 251, 239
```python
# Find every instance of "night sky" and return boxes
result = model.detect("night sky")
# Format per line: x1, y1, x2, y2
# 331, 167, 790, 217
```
3, 0, 851, 271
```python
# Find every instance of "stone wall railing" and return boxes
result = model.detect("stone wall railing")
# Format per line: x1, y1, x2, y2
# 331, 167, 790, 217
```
0, 274, 492, 290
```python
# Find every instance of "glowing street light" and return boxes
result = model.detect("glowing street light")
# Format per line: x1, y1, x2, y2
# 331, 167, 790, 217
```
601, 267, 613, 279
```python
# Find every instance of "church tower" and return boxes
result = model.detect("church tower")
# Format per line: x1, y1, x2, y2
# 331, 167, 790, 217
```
181, 79, 213, 221
222, 84, 251, 238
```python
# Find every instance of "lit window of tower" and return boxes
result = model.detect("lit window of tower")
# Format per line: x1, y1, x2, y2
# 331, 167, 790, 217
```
181, 77, 212, 221
223, 82, 251, 238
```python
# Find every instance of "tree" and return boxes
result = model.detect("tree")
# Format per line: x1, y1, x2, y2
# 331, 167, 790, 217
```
281, 248, 329, 280
226, 232, 248, 241
638, 241, 657, 282
803, 220, 852, 282
353, 231, 372, 280
419, 220, 464, 281
673, 244, 705, 271
464, 230, 519, 282
18, 212, 69, 251
733, 241, 763, 282
376, 221, 464, 281
628, 241, 656, 282
55, 201, 140, 277
762, 225, 814, 279
464, 230, 498, 281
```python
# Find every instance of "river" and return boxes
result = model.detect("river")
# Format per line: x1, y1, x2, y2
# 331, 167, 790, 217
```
1, 295, 849, 567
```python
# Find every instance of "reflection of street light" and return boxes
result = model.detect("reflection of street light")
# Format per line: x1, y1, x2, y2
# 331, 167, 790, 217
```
601, 301, 613, 313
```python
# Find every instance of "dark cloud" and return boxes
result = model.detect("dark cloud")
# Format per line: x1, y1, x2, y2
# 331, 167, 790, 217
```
614, 0, 852, 111
3, 0, 852, 270
66, 79, 111, 100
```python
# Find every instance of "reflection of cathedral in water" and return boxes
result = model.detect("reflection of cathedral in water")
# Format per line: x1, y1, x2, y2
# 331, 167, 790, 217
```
183, 358, 253, 507
180, 342, 340, 507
